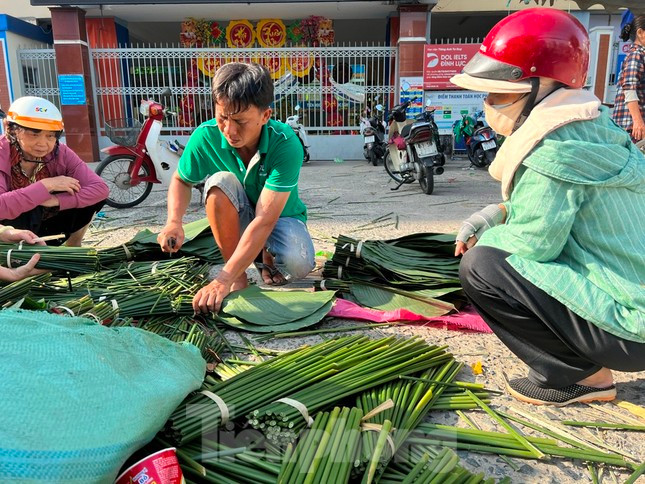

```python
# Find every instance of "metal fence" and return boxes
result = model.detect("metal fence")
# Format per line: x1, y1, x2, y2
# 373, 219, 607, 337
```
89, 44, 397, 136
16, 47, 61, 110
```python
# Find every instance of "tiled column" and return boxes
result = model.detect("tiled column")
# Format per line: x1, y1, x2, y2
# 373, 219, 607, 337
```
50, 7, 99, 162
396, 4, 431, 101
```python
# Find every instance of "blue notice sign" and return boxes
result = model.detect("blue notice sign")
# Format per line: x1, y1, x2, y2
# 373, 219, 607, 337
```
58, 74, 86, 105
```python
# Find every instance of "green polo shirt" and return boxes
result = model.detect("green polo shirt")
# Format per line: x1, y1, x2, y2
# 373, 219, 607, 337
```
177, 118, 307, 222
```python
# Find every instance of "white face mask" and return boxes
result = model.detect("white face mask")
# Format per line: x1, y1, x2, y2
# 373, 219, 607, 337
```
483, 95, 529, 137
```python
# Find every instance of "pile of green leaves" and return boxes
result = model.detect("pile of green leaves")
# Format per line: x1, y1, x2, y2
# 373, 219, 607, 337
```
215, 286, 336, 333
319, 233, 465, 318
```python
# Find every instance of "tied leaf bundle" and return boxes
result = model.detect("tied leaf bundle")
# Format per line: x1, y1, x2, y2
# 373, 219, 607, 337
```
277, 407, 364, 484
166, 336, 368, 445
98, 218, 223, 266
215, 286, 336, 333
322, 234, 460, 288
32, 258, 209, 320
380, 445, 508, 484
248, 336, 453, 445
177, 439, 282, 484
0, 273, 51, 307
0, 243, 99, 274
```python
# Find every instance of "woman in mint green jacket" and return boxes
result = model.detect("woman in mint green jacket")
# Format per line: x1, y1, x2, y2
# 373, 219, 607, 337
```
451, 9, 644, 406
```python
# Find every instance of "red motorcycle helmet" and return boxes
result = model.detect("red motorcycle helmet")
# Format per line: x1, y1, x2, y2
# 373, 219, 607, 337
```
451, 8, 590, 93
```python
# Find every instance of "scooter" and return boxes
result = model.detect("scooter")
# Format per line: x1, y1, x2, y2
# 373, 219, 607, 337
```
286, 105, 310, 164
360, 99, 387, 166
96, 88, 203, 208
384, 99, 445, 195
454, 111, 498, 168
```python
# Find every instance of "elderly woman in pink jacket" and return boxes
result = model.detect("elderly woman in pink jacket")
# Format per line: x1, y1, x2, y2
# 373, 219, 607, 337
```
0, 97, 108, 246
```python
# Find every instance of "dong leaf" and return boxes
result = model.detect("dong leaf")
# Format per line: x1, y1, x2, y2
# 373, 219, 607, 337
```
217, 300, 334, 333
349, 283, 455, 318
219, 286, 336, 326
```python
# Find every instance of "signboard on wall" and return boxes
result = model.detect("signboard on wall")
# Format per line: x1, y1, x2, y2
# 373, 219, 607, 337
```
58, 74, 86, 105
423, 90, 487, 135
400, 77, 423, 117
423, 44, 480, 90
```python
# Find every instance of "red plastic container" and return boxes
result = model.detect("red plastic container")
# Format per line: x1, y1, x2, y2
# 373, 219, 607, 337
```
115, 447, 185, 484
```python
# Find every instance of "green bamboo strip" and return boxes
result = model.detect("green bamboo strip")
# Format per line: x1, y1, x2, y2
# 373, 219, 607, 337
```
465, 389, 546, 460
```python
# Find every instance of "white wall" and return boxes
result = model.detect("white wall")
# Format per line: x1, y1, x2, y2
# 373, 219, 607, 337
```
0, 3, 51, 22
5, 31, 51, 99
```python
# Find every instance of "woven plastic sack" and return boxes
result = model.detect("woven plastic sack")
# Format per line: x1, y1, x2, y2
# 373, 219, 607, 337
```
0, 309, 206, 483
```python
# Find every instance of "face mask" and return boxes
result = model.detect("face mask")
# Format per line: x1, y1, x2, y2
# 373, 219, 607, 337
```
483, 95, 529, 137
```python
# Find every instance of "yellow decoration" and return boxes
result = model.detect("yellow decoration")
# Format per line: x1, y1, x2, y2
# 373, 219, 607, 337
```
257, 19, 287, 48
470, 361, 483, 375
226, 19, 255, 48
256, 55, 286, 80
196, 56, 222, 77
287, 53, 314, 78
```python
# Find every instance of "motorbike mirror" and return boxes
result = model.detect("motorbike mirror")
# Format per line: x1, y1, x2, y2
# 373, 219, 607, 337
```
160, 88, 172, 99
295, 105, 301, 111
425, 99, 432, 107
375, 104, 384, 111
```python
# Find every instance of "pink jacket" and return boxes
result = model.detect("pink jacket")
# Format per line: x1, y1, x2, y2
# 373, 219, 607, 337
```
0, 136, 109, 220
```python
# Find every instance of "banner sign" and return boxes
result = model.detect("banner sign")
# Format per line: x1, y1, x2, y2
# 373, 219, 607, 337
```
423, 90, 487, 135
423, 44, 480, 90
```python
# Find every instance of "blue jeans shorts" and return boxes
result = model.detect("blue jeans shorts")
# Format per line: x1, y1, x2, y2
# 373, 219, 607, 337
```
204, 172, 315, 281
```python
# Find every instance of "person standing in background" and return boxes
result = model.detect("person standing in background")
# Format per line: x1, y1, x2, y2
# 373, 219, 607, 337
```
613, 14, 645, 142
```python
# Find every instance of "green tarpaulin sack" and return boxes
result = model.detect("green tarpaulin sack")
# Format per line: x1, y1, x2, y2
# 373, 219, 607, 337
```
0, 309, 205, 483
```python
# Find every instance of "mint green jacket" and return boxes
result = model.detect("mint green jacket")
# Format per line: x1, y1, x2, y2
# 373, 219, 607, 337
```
480, 108, 645, 343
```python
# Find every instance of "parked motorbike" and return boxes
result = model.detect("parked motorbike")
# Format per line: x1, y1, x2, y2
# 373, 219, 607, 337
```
453, 111, 498, 168
384, 99, 445, 195
286, 105, 310, 164
360, 98, 387, 166
97, 88, 203, 208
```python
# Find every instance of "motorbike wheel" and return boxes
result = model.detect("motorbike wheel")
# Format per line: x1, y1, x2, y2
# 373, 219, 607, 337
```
96, 155, 153, 208
384, 151, 412, 184
471, 147, 489, 168
369, 150, 378, 166
484, 148, 496, 164
418, 164, 434, 195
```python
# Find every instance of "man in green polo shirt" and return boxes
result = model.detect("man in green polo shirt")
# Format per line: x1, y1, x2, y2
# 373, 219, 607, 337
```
158, 62, 315, 314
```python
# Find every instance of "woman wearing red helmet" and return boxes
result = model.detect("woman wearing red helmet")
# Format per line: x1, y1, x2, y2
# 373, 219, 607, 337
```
452, 8, 645, 406
0, 97, 109, 246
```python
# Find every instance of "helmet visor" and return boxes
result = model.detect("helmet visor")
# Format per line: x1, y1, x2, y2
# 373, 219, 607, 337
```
450, 73, 532, 94
464, 52, 525, 82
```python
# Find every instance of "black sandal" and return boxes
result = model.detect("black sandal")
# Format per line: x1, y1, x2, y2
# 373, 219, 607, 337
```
505, 377, 616, 406
254, 263, 288, 286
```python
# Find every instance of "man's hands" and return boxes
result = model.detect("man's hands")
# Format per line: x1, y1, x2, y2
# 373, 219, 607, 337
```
455, 203, 506, 256
158, 222, 185, 253
40, 176, 81, 195
0, 228, 45, 245
192, 272, 248, 314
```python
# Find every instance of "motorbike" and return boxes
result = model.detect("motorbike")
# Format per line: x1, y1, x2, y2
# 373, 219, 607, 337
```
286, 105, 310, 164
360, 99, 387, 166
96, 88, 203, 208
384, 99, 445, 195
453, 111, 498, 168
